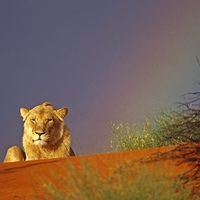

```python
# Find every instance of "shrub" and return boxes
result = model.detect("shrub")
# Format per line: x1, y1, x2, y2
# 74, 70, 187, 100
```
110, 108, 200, 151
43, 162, 195, 200
110, 122, 160, 151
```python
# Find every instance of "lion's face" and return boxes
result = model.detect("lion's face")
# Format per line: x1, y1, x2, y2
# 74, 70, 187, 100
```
20, 102, 68, 147
25, 111, 58, 146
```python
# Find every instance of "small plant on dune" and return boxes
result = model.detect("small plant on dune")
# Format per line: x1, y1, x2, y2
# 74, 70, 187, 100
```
110, 109, 174, 151
43, 161, 195, 200
110, 121, 159, 151
110, 106, 200, 151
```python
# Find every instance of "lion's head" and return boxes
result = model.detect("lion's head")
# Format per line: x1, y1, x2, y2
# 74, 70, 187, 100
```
20, 102, 69, 148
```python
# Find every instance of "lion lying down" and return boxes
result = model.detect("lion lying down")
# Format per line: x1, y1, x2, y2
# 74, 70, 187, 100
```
3, 102, 75, 162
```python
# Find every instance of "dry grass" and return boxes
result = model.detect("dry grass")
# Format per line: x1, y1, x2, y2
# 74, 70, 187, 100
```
43, 160, 197, 200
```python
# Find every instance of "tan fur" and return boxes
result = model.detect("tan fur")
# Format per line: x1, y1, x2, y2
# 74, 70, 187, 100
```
3, 146, 25, 162
3, 102, 75, 162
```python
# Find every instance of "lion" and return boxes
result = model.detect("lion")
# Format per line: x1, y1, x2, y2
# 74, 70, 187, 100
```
3, 102, 75, 162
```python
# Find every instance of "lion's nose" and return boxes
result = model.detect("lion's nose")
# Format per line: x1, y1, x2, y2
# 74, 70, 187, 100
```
35, 131, 46, 136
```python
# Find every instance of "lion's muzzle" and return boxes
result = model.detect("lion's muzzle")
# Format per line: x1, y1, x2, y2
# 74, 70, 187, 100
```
33, 131, 48, 146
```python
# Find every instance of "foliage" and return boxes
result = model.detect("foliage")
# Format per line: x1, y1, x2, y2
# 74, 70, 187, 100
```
110, 109, 172, 151
110, 107, 200, 151
43, 162, 195, 200
165, 93, 200, 144
110, 121, 160, 151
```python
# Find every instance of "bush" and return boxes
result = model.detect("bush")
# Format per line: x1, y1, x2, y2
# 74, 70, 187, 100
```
110, 108, 200, 151
110, 122, 160, 151
43, 161, 195, 200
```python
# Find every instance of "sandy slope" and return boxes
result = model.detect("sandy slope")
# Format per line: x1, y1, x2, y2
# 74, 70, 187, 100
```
0, 145, 198, 199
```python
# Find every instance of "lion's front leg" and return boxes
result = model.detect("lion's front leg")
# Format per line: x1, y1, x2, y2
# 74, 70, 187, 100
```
3, 146, 25, 163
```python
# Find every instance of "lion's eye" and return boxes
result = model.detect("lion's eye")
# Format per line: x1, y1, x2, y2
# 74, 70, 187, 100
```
30, 119, 36, 123
47, 119, 53, 123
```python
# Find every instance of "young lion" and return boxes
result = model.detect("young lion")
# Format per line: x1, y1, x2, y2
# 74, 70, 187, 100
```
3, 102, 75, 162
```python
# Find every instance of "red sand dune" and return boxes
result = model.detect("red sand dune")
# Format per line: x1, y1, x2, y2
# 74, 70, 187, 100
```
0, 144, 199, 199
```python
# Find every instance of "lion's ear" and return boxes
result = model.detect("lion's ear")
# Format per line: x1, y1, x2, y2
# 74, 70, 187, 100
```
56, 107, 68, 121
20, 107, 29, 121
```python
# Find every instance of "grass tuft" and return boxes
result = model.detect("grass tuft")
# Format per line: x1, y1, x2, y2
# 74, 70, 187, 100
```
43, 161, 196, 200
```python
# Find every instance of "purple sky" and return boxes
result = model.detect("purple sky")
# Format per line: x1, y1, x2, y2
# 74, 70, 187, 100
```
1, 1, 200, 161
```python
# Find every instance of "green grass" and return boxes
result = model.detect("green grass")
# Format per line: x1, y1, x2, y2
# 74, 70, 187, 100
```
43, 161, 196, 200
